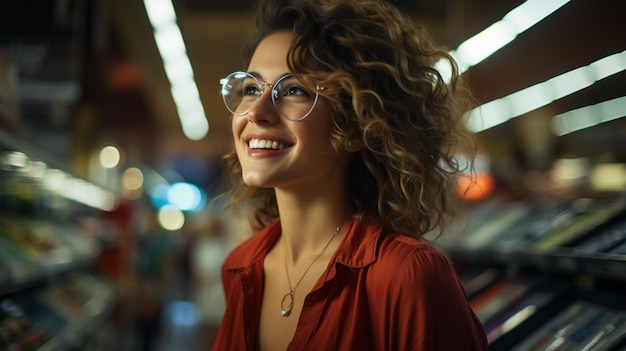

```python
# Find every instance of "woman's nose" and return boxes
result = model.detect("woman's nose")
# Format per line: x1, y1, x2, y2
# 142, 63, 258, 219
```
246, 88, 280, 124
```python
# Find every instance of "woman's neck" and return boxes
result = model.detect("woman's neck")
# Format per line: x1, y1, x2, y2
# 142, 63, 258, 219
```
275, 189, 352, 264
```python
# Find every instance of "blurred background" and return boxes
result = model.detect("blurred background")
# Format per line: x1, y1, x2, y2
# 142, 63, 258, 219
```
0, 0, 625, 350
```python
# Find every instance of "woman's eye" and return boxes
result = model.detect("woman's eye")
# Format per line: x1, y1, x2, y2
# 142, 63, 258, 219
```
281, 85, 309, 97
243, 84, 260, 96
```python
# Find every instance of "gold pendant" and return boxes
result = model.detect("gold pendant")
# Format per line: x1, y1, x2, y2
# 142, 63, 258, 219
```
281, 292, 294, 317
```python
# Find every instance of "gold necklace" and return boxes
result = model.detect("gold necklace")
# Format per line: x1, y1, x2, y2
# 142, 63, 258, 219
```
280, 220, 344, 317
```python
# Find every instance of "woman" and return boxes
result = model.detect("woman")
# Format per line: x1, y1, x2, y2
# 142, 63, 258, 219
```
213, 0, 487, 350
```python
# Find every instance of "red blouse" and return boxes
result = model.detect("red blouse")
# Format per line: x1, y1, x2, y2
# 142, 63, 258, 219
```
212, 215, 487, 351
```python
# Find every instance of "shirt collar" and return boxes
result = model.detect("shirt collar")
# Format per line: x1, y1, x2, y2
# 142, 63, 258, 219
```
222, 219, 281, 270
222, 214, 382, 270
334, 214, 380, 268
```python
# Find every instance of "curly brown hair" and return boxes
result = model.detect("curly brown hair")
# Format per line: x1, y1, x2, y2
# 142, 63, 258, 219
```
220, 0, 476, 239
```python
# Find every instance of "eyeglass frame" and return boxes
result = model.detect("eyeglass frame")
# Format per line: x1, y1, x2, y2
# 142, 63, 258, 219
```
219, 71, 325, 121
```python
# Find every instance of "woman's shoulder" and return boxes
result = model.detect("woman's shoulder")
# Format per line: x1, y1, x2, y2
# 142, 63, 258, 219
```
343, 214, 454, 272
378, 233, 454, 270
362, 233, 464, 300
365, 228, 460, 283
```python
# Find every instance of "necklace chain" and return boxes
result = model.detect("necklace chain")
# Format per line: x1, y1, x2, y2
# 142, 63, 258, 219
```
280, 220, 344, 317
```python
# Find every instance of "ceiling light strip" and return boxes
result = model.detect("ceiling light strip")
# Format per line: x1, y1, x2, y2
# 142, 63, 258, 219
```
464, 50, 626, 133
551, 96, 626, 136
437, 0, 571, 82
143, 0, 209, 140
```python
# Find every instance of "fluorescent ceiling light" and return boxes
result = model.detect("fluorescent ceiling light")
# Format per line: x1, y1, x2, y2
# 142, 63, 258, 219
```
465, 50, 626, 133
144, 0, 209, 140
438, 0, 571, 81
551, 95, 626, 136
154, 25, 187, 60
143, 0, 176, 28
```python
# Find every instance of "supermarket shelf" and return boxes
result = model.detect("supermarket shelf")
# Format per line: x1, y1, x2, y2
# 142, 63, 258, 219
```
457, 268, 626, 351
0, 218, 102, 297
448, 197, 626, 350
0, 127, 118, 350
1, 273, 115, 351
448, 197, 626, 282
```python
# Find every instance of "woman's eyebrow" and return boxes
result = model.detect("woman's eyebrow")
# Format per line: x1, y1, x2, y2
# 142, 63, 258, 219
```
246, 71, 292, 82
247, 71, 262, 79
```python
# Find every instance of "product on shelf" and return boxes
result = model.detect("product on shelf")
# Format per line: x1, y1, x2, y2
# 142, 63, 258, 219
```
470, 279, 530, 325
453, 201, 532, 251
511, 300, 626, 351
0, 297, 58, 351
0, 226, 41, 287
608, 241, 626, 255
575, 217, 626, 255
0, 218, 102, 292
531, 200, 626, 253
487, 202, 578, 253
483, 284, 569, 344
0, 273, 115, 350
458, 268, 502, 300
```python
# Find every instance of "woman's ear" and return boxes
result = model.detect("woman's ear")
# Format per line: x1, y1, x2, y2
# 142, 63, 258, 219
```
346, 139, 364, 152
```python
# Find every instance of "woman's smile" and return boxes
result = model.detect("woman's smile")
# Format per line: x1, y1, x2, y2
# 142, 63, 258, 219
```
248, 138, 290, 150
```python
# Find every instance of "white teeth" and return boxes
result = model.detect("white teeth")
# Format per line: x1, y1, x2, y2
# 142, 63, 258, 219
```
248, 138, 288, 150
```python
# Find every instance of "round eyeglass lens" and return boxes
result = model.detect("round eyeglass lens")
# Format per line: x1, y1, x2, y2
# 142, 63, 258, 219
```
220, 72, 320, 121
220, 72, 257, 116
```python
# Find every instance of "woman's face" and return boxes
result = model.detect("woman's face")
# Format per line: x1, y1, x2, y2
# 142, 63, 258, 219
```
232, 31, 346, 192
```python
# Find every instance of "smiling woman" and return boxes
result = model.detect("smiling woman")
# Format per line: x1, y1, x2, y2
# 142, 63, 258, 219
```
213, 0, 486, 350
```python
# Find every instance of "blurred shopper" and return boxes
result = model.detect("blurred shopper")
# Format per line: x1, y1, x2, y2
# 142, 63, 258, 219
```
133, 207, 174, 351
191, 217, 236, 350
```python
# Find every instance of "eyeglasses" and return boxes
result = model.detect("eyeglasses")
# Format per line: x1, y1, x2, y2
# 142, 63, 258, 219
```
219, 71, 323, 121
